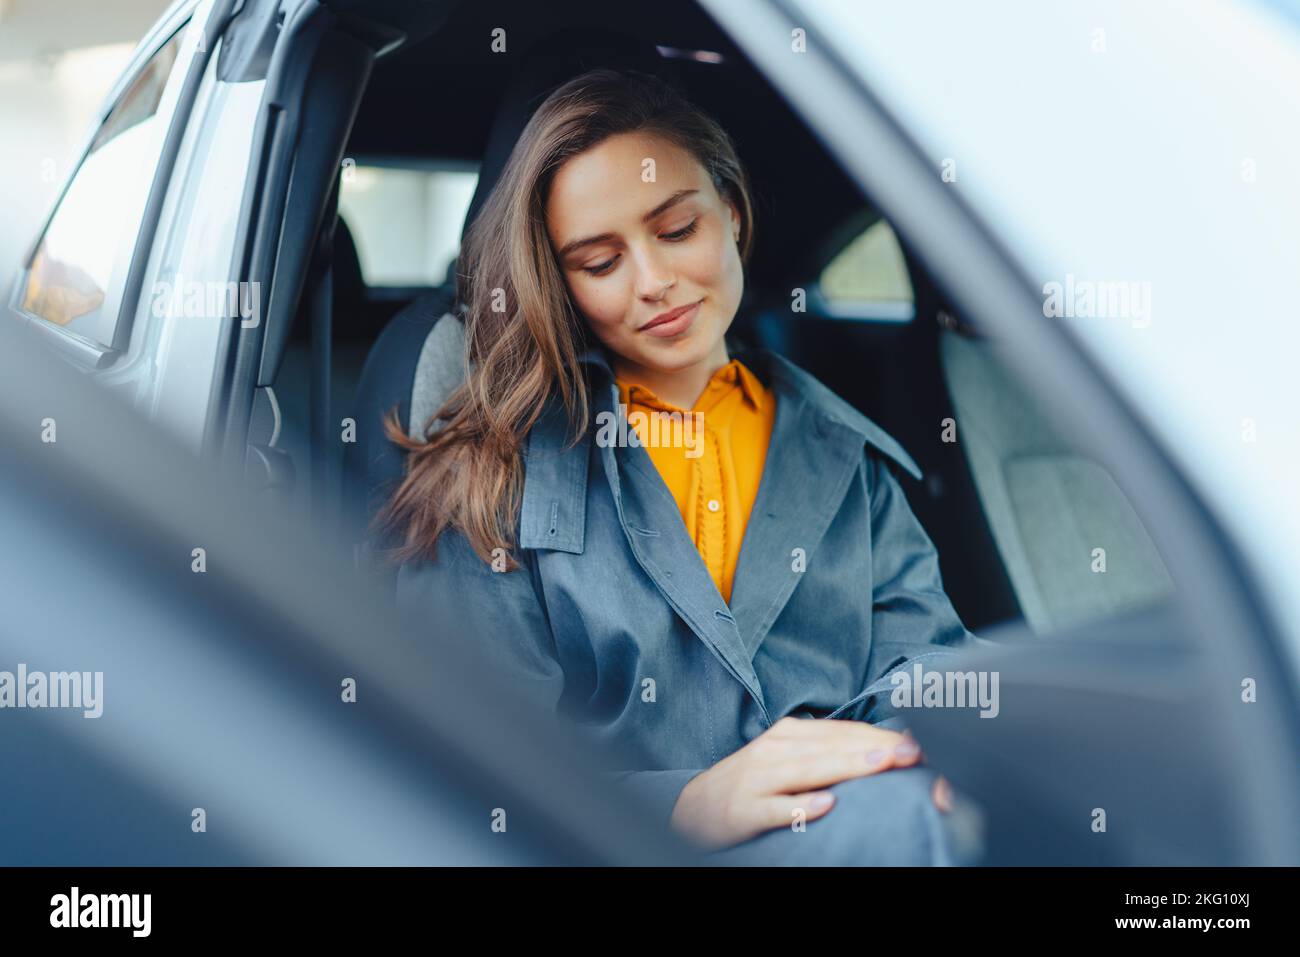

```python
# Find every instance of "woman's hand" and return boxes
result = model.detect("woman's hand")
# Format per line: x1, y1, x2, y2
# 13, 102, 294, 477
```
669, 716, 951, 850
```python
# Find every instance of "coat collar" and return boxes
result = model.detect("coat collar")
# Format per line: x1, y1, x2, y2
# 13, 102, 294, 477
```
520, 343, 920, 555
581, 341, 919, 475
517, 340, 925, 556
519, 342, 924, 708
617, 355, 767, 413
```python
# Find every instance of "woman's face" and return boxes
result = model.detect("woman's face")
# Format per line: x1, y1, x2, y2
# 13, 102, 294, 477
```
545, 131, 744, 383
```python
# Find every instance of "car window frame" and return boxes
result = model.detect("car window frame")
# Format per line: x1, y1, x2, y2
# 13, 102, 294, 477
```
6, 0, 216, 370
705, 0, 1300, 862
711, 0, 1283, 648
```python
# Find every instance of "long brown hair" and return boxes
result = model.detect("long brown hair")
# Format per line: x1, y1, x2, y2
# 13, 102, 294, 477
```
375, 68, 756, 568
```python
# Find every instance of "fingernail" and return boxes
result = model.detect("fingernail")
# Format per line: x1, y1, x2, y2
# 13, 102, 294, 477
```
894, 740, 921, 759
810, 792, 835, 811
865, 748, 887, 766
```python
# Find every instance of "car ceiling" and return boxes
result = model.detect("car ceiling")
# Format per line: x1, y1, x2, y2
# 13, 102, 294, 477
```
341, 0, 881, 294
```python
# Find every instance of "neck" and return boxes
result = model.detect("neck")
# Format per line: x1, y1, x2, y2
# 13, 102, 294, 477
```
613, 340, 730, 410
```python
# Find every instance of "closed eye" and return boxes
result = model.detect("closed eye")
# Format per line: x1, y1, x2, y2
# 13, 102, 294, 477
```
662, 218, 699, 241
579, 219, 700, 276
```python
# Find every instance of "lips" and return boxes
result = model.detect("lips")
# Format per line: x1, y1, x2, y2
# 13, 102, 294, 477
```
640, 299, 702, 337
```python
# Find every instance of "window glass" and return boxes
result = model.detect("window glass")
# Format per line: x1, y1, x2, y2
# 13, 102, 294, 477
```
338, 162, 478, 287
818, 218, 914, 319
19, 28, 188, 350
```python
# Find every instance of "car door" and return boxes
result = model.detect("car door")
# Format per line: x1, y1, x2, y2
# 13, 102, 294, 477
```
0, 297, 686, 865
5, 1, 269, 457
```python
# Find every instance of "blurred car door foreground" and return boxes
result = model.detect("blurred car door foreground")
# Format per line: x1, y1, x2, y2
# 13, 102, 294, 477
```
0, 313, 689, 866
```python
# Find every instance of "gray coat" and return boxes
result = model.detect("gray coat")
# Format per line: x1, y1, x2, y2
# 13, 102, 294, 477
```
396, 344, 981, 829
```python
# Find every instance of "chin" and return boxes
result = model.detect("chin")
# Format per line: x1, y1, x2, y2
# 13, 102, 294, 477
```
638, 336, 717, 371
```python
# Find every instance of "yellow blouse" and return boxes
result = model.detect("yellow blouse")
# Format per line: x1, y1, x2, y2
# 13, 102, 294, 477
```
616, 359, 776, 604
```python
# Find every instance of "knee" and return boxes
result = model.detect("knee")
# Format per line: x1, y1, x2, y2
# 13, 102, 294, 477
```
815, 767, 953, 866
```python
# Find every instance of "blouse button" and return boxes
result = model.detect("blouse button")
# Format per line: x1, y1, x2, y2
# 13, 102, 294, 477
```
706, 499, 721, 513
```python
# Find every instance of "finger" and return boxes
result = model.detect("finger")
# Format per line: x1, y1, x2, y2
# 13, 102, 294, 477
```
783, 718, 922, 758
760, 721, 926, 778
891, 730, 925, 766
760, 744, 900, 794
932, 775, 953, 813
858, 730, 928, 776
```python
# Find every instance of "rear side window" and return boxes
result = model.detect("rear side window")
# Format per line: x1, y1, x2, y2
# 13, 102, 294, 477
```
17, 27, 187, 351
338, 161, 478, 287
818, 218, 914, 321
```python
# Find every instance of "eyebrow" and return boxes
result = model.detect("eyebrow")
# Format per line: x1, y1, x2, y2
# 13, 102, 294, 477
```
555, 188, 700, 259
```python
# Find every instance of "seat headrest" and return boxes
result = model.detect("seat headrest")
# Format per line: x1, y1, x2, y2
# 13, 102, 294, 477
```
460, 30, 677, 247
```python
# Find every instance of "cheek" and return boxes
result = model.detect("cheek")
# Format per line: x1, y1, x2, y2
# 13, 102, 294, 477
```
684, 230, 740, 294
721, 240, 744, 294
568, 278, 630, 339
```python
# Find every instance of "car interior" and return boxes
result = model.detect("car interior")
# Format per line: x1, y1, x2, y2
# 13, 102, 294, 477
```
13, 0, 1300, 870
263, 0, 1175, 638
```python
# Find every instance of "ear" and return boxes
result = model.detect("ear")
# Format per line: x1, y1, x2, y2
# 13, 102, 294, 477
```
728, 201, 741, 241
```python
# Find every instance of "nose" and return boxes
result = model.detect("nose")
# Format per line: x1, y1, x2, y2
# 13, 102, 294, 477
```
632, 244, 676, 301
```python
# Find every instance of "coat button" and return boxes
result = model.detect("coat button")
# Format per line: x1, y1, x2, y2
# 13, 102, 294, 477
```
706, 499, 721, 512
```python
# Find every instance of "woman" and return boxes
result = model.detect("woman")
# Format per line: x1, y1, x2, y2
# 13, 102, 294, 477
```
381, 68, 980, 863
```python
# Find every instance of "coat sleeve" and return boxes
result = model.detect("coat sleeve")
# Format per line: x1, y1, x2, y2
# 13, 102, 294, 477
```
394, 529, 704, 827
855, 453, 995, 730
395, 528, 565, 713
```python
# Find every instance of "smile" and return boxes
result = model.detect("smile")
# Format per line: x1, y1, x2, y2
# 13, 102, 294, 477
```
639, 299, 702, 338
